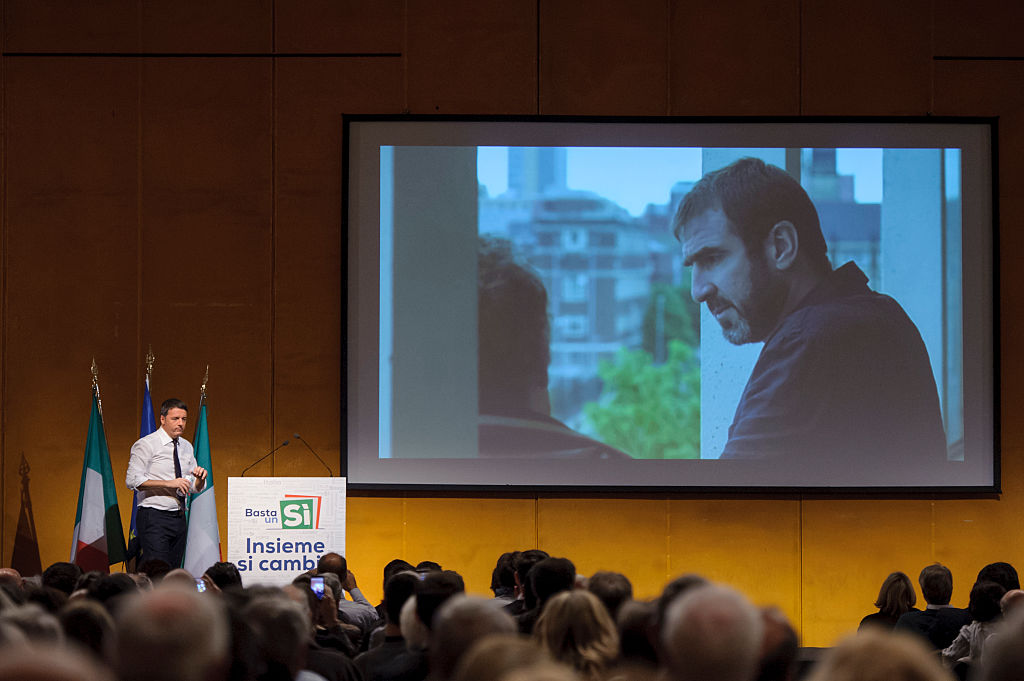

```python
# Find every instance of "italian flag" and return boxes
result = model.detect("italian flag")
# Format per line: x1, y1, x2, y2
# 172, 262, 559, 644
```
70, 390, 127, 572
183, 399, 221, 575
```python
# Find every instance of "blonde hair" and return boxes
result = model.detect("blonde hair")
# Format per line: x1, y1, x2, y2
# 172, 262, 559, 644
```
452, 633, 551, 681
535, 589, 619, 679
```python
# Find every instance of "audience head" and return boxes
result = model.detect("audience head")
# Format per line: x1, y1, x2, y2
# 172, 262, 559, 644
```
918, 564, 953, 606
755, 607, 799, 681
616, 599, 659, 668
244, 593, 312, 680
661, 583, 764, 681
0, 601, 64, 643
112, 584, 229, 681
535, 589, 619, 679
317, 551, 348, 579
656, 573, 709, 640
88, 572, 138, 608
137, 558, 172, 582
1000, 588, 1024, 616
531, 557, 577, 607
59, 597, 115, 658
978, 607, 1024, 681
977, 562, 1020, 592
24, 583, 68, 613
491, 552, 519, 597
431, 595, 517, 681
874, 571, 917, 618
383, 558, 416, 589
401, 595, 431, 650
587, 570, 633, 621
204, 561, 243, 591
969, 580, 1006, 623
416, 569, 466, 631
0, 567, 22, 589
385, 570, 420, 625
42, 561, 82, 596
417, 560, 443, 573
0, 642, 114, 681
451, 633, 551, 681
805, 628, 950, 681
514, 550, 551, 608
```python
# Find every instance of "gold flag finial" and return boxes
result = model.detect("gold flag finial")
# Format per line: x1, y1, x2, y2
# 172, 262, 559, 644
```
91, 357, 103, 417
145, 345, 155, 380
200, 365, 209, 399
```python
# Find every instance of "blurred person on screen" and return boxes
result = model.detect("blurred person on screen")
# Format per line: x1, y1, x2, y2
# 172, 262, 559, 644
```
477, 236, 630, 460
674, 157, 946, 470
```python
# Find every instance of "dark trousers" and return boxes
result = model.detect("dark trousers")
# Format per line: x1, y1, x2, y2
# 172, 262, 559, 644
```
136, 506, 187, 568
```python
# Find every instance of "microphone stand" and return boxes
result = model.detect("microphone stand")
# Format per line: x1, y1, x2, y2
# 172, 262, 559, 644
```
240, 440, 289, 476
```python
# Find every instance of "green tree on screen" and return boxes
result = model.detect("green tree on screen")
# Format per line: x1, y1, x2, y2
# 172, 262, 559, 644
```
583, 339, 700, 459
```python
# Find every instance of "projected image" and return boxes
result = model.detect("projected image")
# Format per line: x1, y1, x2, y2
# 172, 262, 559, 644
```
349, 117, 993, 489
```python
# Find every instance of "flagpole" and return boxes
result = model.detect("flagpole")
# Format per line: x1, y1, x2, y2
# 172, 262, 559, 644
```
91, 358, 103, 421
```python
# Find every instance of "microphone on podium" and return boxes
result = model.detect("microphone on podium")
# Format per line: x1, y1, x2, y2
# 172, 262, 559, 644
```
293, 433, 334, 477
240, 440, 289, 476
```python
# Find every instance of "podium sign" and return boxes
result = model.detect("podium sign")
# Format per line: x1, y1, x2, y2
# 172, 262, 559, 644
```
227, 477, 346, 586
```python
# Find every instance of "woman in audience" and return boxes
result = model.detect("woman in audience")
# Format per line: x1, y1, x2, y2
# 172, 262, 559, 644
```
942, 580, 1006, 672
534, 589, 619, 680
808, 628, 953, 681
860, 571, 918, 631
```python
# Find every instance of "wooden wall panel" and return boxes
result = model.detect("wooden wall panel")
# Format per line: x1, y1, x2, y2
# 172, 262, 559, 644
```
274, 1, 404, 54
345, 496, 407, 603
539, 1, 669, 115
402, 497, 537, 595
138, 58, 273, 500
667, 500, 801, 626
141, 1, 272, 53
801, 0, 931, 115
273, 58, 403, 478
538, 498, 669, 599
406, 0, 537, 114
3, 1, 138, 53
801, 500, 935, 645
934, 0, 1024, 58
3, 58, 139, 568
668, 0, 800, 115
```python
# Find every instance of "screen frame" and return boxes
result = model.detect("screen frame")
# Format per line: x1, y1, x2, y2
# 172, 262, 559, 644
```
341, 114, 1000, 495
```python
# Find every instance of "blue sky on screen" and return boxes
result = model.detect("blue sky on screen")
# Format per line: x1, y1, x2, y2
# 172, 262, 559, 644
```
478, 146, 885, 215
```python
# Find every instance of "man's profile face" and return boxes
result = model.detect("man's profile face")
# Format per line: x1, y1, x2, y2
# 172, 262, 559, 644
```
682, 208, 786, 345
160, 407, 188, 439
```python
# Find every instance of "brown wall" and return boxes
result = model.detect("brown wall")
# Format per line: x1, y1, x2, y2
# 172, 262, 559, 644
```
2, 0, 1023, 646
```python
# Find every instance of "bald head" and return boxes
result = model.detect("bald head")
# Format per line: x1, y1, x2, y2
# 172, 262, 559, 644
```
662, 584, 765, 681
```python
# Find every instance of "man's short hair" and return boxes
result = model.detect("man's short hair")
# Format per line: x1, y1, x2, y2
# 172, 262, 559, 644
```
42, 561, 82, 596
969, 580, 1006, 622
317, 552, 347, 578
514, 550, 550, 609
661, 583, 764, 681
159, 398, 188, 416
673, 157, 828, 272
478, 236, 550, 412
204, 561, 243, 590
918, 564, 953, 606
416, 570, 466, 631
385, 571, 420, 625
529, 557, 576, 606
383, 559, 416, 587
587, 571, 633, 620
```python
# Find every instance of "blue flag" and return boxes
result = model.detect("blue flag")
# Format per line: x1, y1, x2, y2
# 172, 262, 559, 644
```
127, 376, 157, 565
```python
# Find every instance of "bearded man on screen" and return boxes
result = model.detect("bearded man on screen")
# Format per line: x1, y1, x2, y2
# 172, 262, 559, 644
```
674, 157, 946, 470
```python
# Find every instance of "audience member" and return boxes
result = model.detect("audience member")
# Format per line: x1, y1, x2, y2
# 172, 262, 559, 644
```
806, 628, 952, 681
0, 601, 64, 643
615, 599, 659, 669
999, 588, 1024, 616
58, 597, 114, 659
977, 607, 1024, 681
375, 558, 415, 620
895, 563, 971, 650
416, 569, 466, 632
42, 561, 82, 596
279, 585, 363, 681
451, 634, 551, 681
317, 552, 381, 635
534, 589, 619, 680
113, 583, 229, 681
491, 552, 518, 603
860, 571, 918, 631
0, 641, 114, 681
756, 607, 799, 681
205, 561, 244, 590
586, 570, 633, 621
941, 580, 1005, 671
519, 557, 575, 634
355, 571, 425, 681
0, 566, 23, 589
661, 583, 764, 681
430, 595, 517, 681
504, 549, 550, 616
976, 562, 1020, 592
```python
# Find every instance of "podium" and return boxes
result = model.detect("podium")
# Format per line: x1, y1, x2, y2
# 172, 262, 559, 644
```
227, 477, 346, 586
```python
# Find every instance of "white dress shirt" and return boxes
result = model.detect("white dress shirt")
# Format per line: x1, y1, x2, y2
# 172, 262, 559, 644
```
126, 428, 197, 511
